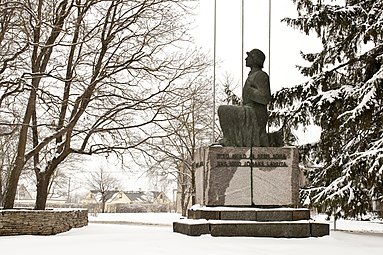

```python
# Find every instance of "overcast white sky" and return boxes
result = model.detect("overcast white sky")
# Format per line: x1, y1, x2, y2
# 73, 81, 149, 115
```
188, 0, 323, 144
192, 0, 322, 94
77, 1, 327, 195
80, 1, 324, 194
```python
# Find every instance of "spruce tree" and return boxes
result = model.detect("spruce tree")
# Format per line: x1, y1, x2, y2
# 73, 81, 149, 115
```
270, 0, 383, 218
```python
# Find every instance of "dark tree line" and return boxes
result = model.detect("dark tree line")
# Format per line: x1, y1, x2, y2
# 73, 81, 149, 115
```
270, 0, 383, 218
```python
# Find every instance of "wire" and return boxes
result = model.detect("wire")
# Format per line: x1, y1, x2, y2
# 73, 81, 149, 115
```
241, 0, 245, 88
267, 0, 272, 134
212, 0, 217, 144
268, 0, 272, 82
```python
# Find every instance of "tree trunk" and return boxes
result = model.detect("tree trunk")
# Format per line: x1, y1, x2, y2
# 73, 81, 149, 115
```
191, 166, 196, 206
34, 172, 50, 210
180, 184, 187, 216
3, 0, 43, 209
34, 151, 69, 210
101, 193, 106, 213
0, 165, 3, 205
102, 201, 106, 213
3, 89, 36, 209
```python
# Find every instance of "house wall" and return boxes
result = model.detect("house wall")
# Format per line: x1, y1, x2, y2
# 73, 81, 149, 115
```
0, 208, 88, 236
108, 192, 131, 204
153, 192, 171, 204
80, 190, 173, 213
106, 203, 171, 213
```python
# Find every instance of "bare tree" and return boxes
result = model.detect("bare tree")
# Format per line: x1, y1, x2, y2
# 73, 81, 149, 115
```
2, 0, 207, 209
142, 74, 214, 215
0, 135, 16, 204
219, 73, 241, 106
0, 0, 29, 112
85, 165, 120, 213
0, 1, 30, 204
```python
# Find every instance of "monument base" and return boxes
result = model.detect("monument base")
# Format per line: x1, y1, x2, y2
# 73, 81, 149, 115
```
173, 146, 330, 238
173, 206, 330, 238
195, 146, 299, 206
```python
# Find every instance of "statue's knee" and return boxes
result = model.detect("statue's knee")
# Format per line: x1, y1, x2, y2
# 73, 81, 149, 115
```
260, 132, 269, 147
218, 106, 224, 116
218, 105, 230, 115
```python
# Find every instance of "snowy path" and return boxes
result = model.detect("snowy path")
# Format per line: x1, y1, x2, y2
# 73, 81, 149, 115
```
1, 213, 383, 255
1, 223, 383, 255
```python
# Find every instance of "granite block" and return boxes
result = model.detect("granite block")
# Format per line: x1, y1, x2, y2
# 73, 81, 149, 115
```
187, 209, 200, 219
210, 221, 311, 238
256, 210, 292, 221
292, 209, 311, 221
195, 146, 299, 207
173, 220, 210, 236
199, 210, 220, 220
188, 207, 311, 222
252, 147, 299, 206
310, 222, 330, 237
175, 206, 329, 238
220, 211, 257, 221
187, 209, 220, 220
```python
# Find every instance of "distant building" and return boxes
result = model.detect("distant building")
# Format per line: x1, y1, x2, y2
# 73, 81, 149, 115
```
14, 184, 68, 207
80, 190, 172, 213
15, 184, 33, 202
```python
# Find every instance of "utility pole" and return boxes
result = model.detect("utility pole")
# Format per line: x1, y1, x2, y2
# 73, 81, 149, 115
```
67, 177, 71, 203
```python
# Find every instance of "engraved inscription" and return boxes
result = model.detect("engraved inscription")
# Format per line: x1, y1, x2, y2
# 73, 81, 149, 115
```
215, 153, 288, 168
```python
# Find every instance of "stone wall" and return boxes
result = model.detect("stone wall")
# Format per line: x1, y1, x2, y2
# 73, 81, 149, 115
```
0, 208, 88, 236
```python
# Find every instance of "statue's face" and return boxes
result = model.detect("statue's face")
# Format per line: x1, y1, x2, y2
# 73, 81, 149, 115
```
245, 55, 253, 67
246, 49, 265, 68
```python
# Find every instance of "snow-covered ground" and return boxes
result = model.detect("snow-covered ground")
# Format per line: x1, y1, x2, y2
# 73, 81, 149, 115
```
2, 212, 383, 255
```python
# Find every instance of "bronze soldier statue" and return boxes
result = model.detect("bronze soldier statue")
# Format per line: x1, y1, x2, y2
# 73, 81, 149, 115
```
218, 49, 271, 147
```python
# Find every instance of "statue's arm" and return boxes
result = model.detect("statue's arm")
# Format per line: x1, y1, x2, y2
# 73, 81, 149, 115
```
246, 72, 271, 105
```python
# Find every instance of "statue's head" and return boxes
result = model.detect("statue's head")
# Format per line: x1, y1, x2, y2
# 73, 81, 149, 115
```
246, 49, 265, 68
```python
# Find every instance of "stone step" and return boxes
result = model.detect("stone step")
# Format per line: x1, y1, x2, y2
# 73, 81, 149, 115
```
188, 207, 311, 222
173, 219, 329, 238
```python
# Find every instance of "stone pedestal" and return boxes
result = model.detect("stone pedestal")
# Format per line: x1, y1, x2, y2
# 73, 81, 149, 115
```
195, 146, 299, 207
173, 207, 330, 238
174, 146, 330, 238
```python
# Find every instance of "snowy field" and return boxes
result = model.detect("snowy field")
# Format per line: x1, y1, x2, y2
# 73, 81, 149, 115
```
2, 212, 383, 255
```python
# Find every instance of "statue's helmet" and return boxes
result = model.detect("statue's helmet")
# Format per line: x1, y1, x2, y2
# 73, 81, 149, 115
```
246, 49, 265, 68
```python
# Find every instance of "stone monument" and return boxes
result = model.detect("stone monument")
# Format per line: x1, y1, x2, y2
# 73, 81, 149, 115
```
194, 146, 299, 207
173, 49, 329, 238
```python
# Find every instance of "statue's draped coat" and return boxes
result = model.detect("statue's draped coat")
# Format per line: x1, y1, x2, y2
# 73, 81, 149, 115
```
218, 68, 271, 147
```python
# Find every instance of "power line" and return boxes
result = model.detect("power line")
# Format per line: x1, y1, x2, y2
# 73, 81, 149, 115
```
241, 0, 244, 88
212, 0, 217, 144
268, 0, 272, 134
268, 0, 272, 82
